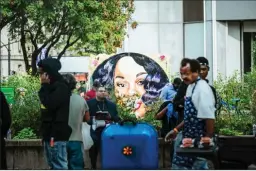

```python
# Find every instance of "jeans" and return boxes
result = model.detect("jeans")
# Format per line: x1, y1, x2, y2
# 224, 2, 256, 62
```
89, 140, 101, 169
44, 141, 68, 170
171, 132, 209, 170
67, 141, 84, 170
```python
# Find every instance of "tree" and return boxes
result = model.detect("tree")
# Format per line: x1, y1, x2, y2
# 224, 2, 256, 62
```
0, 0, 19, 30
8, 0, 134, 75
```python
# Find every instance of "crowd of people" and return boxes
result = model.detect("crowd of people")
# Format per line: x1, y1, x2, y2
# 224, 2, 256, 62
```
0, 56, 217, 170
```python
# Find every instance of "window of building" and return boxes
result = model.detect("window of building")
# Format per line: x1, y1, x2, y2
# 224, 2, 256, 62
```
183, 0, 204, 22
243, 32, 256, 73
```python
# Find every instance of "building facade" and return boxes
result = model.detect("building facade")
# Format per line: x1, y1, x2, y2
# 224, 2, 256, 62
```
118, 0, 256, 84
1, 1, 256, 83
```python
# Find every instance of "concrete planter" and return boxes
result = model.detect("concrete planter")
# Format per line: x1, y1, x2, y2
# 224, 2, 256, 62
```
5, 138, 172, 170
218, 135, 256, 169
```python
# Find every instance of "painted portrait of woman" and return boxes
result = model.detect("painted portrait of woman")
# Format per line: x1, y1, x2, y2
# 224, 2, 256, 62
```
92, 52, 169, 118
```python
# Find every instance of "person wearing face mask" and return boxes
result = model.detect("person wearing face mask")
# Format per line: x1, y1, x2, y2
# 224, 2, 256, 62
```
86, 85, 120, 169
165, 58, 216, 170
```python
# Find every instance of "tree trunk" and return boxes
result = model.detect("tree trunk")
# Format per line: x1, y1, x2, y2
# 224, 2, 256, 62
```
20, 27, 30, 73
31, 51, 40, 76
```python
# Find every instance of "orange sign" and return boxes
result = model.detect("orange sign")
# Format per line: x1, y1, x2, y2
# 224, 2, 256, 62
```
74, 74, 88, 81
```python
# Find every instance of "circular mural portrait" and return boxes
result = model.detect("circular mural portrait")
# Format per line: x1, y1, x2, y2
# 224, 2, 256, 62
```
92, 52, 169, 118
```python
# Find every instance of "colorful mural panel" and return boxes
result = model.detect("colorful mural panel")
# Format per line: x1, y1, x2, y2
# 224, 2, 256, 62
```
91, 53, 170, 119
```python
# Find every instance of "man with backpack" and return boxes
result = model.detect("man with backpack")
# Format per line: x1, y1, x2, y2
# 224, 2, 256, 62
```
196, 57, 219, 109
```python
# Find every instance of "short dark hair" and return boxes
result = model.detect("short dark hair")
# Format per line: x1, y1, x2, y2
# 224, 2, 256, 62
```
181, 58, 191, 67
93, 80, 100, 88
181, 58, 200, 73
197, 56, 210, 70
173, 77, 182, 85
62, 74, 77, 91
190, 59, 201, 73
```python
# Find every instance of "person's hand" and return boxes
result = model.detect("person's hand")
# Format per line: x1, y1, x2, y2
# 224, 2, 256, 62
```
165, 130, 178, 143
40, 73, 50, 84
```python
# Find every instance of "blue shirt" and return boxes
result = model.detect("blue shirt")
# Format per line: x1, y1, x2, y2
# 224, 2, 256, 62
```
160, 83, 177, 102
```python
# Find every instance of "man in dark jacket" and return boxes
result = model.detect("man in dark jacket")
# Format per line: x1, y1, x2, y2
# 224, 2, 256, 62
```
38, 58, 72, 170
86, 85, 120, 169
0, 91, 12, 170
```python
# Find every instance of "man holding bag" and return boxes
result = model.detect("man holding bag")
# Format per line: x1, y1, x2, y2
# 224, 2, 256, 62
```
62, 74, 90, 170
87, 85, 120, 169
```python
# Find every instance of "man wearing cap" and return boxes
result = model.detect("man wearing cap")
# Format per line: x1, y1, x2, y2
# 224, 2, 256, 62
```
38, 58, 72, 170
196, 57, 218, 109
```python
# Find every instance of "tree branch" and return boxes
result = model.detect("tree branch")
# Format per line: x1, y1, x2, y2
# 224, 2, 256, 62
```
57, 34, 80, 60
26, 29, 38, 50
45, 34, 62, 58
34, 22, 42, 42
0, 15, 16, 30
20, 19, 29, 72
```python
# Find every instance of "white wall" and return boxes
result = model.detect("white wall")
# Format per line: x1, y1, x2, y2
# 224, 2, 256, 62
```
216, 21, 227, 77
226, 22, 241, 77
120, 1, 184, 76
216, 21, 241, 78
184, 23, 204, 58
216, 1, 256, 20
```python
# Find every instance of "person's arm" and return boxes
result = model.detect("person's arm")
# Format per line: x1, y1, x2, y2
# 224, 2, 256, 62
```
175, 120, 184, 131
84, 111, 90, 122
155, 107, 167, 120
1, 91, 12, 137
38, 83, 70, 110
159, 86, 167, 101
196, 83, 216, 137
84, 100, 90, 122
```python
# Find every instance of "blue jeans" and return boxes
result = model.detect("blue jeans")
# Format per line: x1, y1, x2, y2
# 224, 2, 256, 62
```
171, 132, 208, 170
44, 141, 68, 170
67, 141, 84, 170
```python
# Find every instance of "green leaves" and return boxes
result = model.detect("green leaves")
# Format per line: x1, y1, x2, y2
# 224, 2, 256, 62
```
3, 0, 134, 74
13, 127, 37, 140
214, 71, 256, 135
4, 74, 41, 137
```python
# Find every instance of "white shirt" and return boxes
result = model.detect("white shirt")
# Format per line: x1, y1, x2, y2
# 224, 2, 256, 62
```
186, 79, 215, 119
69, 93, 89, 141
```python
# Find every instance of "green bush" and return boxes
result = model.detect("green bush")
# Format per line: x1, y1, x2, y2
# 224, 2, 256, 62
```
13, 127, 37, 140
214, 70, 256, 136
4, 74, 41, 138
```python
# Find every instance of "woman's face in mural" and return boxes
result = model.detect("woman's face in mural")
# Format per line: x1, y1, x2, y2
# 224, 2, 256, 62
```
114, 56, 148, 118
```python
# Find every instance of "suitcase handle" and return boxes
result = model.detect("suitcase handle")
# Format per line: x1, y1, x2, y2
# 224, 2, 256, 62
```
119, 119, 137, 126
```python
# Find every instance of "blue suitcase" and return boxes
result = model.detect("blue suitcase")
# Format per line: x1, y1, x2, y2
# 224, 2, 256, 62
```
101, 120, 158, 170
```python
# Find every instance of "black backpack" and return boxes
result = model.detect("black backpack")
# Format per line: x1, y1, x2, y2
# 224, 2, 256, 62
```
209, 85, 222, 116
